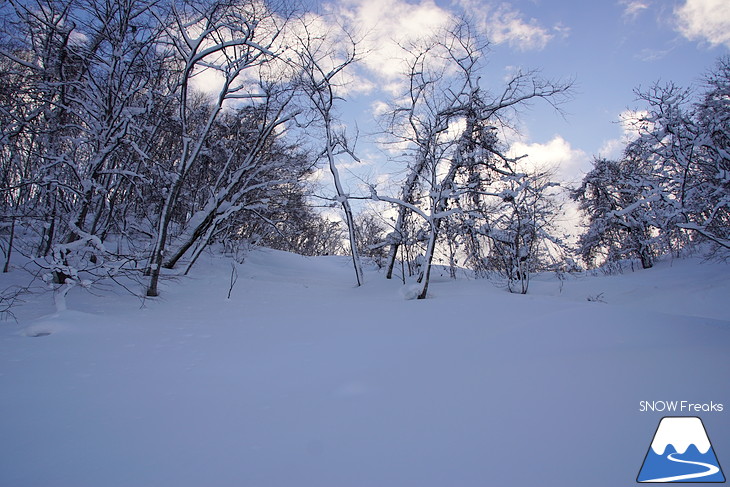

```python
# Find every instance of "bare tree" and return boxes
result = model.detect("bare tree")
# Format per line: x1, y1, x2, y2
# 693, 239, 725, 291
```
376, 20, 572, 298
355, 210, 389, 268
0, 0, 332, 309
485, 171, 564, 293
289, 18, 364, 286
146, 0, 288, 296
0, 0, 166, 306
160, 90, 302, 274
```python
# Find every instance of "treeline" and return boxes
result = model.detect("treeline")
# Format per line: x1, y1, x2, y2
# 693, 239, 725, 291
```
0, 0, 727, 306
573, 57, 730, 269
0, 0, 346, 304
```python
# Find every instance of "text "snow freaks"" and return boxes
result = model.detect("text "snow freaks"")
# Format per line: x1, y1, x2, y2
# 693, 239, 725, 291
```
639, 401, 724, 413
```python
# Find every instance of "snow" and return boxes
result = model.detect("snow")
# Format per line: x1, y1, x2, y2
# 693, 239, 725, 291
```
1, 249, 729, 486
650, 417, 711, 455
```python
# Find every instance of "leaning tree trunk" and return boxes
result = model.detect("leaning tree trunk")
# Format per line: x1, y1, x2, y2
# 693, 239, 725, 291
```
385, 155, 427, 279
416, 219, 439, 299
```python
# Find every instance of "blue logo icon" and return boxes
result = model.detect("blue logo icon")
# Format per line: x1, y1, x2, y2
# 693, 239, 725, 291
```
638, 416, 725, 483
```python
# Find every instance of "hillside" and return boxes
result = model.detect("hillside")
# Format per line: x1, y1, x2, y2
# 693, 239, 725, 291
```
1, 250, 729, 487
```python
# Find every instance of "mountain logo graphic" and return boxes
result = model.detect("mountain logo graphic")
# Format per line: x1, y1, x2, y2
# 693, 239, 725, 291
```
637, 416, 725, 483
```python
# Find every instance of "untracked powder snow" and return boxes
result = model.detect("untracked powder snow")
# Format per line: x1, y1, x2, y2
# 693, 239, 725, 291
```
1, 249, 728, 486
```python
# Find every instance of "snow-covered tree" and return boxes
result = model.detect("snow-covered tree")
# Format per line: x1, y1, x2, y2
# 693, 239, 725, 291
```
375, 20, 571, 297
577, 56, 730, 268
0, 0, 324, 305
0, 0, 166, 306
681, 57, 730, 252
145, 0, 290, 296
484, 171, 565, 293
163, 93, 304, 274
354, 211, 389, 268
572, 156, 665, 269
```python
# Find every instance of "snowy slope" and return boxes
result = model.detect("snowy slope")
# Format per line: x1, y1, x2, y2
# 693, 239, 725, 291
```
1, 249, 728, 487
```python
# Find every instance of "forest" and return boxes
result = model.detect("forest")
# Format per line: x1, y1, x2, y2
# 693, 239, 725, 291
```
1, 0, 728, 309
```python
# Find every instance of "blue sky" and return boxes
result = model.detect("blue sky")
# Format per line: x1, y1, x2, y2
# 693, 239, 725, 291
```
299, 0, 729, 196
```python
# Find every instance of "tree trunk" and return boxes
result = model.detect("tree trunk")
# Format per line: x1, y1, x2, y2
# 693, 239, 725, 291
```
385, 158, 427, 279
324, 121, 363, 286
639, 246, 654, 269
164, 210, 216, 269
416, 221, 438, 299
146, 171, 184, 297
3, 217, 15, 273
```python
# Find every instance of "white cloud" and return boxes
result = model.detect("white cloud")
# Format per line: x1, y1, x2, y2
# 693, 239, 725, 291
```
325, 0, 454, 81
371, 100, 391, 117
635, 46, 674, 62
190, 67, 226, 95
507, 136, 588, 237
675, 0, 730, 48
509, 135, 589, 183
552, 23, 572, 39
619, 0, 651, 20
597, 138, 625, 159
375, 132, 410, 157
458, 0, 554, 51
324, 0, 556, 93
619, 109, 651, 138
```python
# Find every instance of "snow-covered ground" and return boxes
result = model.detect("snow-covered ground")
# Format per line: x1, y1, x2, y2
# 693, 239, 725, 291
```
1, 249, 728, 486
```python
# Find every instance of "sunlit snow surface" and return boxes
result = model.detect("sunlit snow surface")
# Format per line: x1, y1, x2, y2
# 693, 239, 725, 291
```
1, 250, 729, 486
